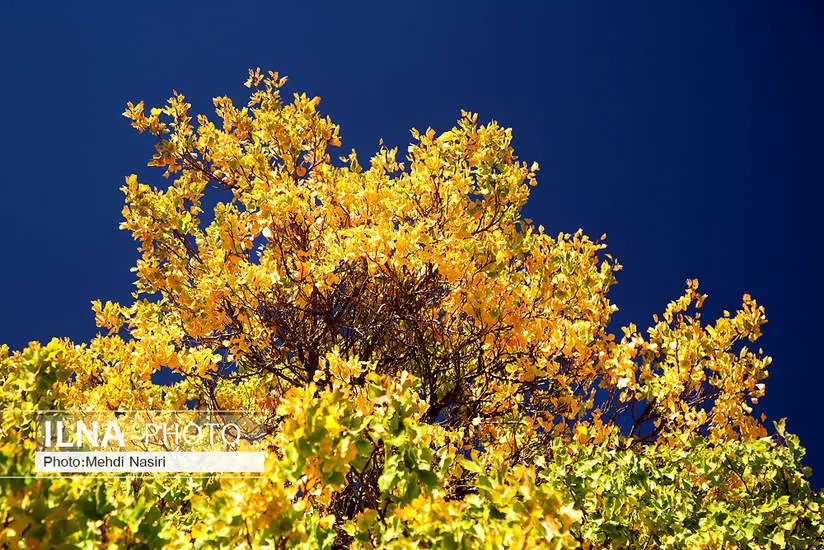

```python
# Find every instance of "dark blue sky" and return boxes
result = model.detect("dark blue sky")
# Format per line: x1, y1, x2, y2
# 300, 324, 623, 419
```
2, 2, 822, 485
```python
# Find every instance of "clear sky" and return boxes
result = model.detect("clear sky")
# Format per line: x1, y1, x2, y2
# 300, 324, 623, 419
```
1, 2, 822, 486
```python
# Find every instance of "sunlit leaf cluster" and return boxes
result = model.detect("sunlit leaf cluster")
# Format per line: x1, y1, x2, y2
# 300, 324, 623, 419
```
0, 70, 820, 548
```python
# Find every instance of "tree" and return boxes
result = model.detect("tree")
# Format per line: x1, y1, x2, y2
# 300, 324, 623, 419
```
0, 68, 821, 548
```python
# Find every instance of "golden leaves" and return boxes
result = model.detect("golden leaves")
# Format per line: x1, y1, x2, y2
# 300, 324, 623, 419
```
113, 69, 779, 460
1, 68, 810, 548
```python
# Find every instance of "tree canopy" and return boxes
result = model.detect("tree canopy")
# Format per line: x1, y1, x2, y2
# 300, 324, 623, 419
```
0, 69, 821, 549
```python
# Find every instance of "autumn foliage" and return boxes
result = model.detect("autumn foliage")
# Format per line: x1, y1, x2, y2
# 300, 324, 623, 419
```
0, 69, 821, 548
